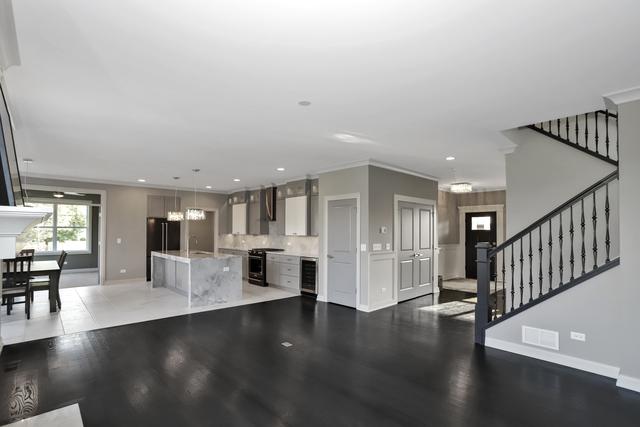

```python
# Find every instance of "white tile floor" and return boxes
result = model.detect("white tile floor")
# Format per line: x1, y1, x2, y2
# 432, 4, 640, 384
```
2, 404, 83, 427
1, 280, 298, 345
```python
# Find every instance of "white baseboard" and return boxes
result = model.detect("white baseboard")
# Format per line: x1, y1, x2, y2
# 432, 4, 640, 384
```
316, 294, 328, 302
358, 300, 397, 312
103, 276, 146, 286
485, 337, 621, 379
617, 375, 640, 393
63, 268, 99, 274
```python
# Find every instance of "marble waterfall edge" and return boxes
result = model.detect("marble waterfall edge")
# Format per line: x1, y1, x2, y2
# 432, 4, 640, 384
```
190, 256, 242, 306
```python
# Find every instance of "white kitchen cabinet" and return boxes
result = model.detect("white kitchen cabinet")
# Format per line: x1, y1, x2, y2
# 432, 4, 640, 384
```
285, 196, 308, 236
232, 203, 247, 235
266, 253, 300, 291
266, 258, 279, 285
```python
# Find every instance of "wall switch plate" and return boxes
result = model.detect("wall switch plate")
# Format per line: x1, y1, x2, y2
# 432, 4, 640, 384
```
360, 243, 367, 252
385, 243, 391, 250
116, 237, 122, 244
372, 243, 382, 251
570, 331, 586, 342
223, 266, 230, 272
380, 226, 388, 234
120, 269, 126, 274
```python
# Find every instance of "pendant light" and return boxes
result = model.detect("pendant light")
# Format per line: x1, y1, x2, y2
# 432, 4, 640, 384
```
185, 169, 206, 221
167, 177, 184, 221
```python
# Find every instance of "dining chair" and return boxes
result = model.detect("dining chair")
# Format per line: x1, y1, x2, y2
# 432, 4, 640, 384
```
30, 250, 67, 309
19, 248, 35, 257
2, 255, 33, 318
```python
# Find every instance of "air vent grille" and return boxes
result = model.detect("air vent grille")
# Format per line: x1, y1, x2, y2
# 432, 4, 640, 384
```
522, 326, 559, 351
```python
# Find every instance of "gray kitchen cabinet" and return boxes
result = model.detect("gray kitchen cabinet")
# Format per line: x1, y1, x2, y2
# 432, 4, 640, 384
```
248, 190, 269, 235
310, 179, 319, 195
309, 194, 319, 236
275, 198, 286, 236
266, 253, 300, 291
219, 200, 231, 234
285, 179, 309, 198
147, 195, 181, 218
231, 191, 248, 204
232, 203, 247, 235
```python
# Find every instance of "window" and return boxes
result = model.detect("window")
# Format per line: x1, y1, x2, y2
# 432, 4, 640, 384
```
22, 202, 91, 253
472, 216, 492, 231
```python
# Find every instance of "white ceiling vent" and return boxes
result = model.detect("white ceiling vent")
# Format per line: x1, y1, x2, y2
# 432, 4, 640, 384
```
522, 326, 559, 351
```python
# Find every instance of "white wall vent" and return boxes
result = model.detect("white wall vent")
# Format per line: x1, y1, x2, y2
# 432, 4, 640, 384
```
522, 326, 559, 351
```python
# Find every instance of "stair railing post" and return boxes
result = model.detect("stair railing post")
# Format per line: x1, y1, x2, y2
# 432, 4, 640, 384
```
475, 242, 492, 346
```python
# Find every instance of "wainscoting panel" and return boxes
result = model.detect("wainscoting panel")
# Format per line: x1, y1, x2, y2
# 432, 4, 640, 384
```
438, 244, 463, 280
368, 252, 396, 310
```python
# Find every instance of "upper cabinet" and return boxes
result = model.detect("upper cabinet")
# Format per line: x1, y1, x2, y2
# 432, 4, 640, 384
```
285, 179, 309, 198
232, 203, 247, 235
147, 195, 180, 218
248, 190, 269, 235
285, 195, 308, 236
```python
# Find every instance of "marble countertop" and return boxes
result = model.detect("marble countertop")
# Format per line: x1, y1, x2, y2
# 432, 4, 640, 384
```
151, 250, 239, 262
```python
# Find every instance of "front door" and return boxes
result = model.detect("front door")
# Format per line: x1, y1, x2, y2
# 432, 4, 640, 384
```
327, 198, 358, 308
397, 201, 434, 302
465, 212, 497, 279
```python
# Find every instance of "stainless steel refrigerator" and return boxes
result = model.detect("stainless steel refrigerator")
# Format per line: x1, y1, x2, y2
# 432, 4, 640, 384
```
146, 217, 180, 281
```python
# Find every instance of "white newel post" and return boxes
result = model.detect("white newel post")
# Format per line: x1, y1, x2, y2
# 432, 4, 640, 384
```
0, 205, 52, 353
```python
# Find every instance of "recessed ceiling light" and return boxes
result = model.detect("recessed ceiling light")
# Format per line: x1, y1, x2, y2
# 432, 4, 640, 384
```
298, 100, 311, 107
205, 185, 212, 189
137, 179, 146, 183
333, 132, 374, 144
276, 167, 285, 172
233, 178, 241, 182
446, 156, 456, 161
53, 192, 64, 198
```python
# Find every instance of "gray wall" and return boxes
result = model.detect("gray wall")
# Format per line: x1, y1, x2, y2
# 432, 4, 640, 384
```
437, 189, 506, 245
616, 99, 640, 381
318, 166, 370, 306
368, 166, 438, 251
486, 124, 630, 383
27, 177, 227, 282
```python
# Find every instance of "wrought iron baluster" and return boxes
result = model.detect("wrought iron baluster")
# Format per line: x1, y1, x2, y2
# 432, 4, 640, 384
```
581, 199, 586, 275
616, 116, 619, 160
575, 115, 580, 146
565, 117, 570, 142
559, 211, 564, 286
528, 232, 533, 302
538, 226, 543, 297
548, 120, 552, 134
594, 111, 599, 154
493, 256, 498, 321
605, 110, 610, 159
570, 205, 575, 281
592, 191, 598, 269
519, 239, 524, 307
510, 245, 515, 312
584, 113, 589, 150
548, 218, 553, 292
605, 184, 611, 263
502, 251, 506, 315
557, 118, 561, 136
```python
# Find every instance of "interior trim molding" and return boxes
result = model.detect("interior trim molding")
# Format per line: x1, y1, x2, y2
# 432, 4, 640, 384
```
315, 159, 439, 182
103, 277, 146, 286
616, 375, 640, 393
485, 337, 621, 379
603, 85, 640, 108
357, 300, 396, 313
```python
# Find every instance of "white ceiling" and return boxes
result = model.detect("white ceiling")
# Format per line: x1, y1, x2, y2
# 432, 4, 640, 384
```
4, 0, 640, 192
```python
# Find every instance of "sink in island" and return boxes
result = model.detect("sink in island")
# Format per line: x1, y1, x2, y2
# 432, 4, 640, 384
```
151, 250, 242, 307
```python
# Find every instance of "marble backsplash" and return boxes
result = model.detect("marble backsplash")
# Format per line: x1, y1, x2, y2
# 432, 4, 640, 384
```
219, 223, 319, 255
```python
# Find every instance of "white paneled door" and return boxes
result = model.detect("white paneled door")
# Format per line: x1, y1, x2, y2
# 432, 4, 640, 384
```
397, 201, 434, 302
327, 198, 358, 307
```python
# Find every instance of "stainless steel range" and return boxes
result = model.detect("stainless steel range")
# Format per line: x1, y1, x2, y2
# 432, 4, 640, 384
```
248, 248, 284, 286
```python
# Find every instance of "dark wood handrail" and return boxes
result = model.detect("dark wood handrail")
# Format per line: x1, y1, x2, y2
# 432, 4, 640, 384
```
490, 170, 619, 257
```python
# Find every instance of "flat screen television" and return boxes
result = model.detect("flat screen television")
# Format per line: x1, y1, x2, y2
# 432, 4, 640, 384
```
0, 81, 24, 206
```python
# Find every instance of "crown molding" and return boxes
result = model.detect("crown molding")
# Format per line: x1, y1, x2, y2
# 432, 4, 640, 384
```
603, 86, 640, 108
23, 172, 227, 194
314, 158, 439, 182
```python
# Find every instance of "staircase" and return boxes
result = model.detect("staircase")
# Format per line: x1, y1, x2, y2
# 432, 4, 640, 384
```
475, 109, 620, 345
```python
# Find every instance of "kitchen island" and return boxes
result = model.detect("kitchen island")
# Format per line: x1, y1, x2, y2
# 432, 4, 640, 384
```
151, 250, 242, 307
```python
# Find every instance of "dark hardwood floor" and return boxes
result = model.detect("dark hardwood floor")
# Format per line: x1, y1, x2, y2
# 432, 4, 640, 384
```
1, 291, 639, 426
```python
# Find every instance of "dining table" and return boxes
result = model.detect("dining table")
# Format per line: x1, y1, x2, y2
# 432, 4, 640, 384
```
2, 260, 61, 313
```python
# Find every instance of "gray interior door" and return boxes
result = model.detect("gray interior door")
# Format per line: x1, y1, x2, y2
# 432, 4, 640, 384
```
327, 198, 358, 308
398, 201, 434, 302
